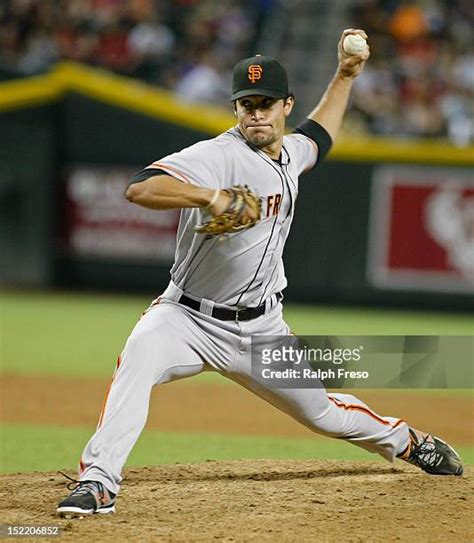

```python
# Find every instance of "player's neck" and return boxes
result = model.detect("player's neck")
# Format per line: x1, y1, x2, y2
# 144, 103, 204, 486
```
260, 140, 283, 161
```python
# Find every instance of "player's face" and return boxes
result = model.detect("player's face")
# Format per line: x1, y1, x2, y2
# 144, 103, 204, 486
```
235, 95, 294, 151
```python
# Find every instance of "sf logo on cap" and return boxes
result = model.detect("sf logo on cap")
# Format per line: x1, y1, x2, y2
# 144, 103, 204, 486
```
248, 65, 263, 83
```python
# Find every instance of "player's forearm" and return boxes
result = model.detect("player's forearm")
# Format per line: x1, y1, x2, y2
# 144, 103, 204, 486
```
307, 72, 354, 142
125, 175, 213, 210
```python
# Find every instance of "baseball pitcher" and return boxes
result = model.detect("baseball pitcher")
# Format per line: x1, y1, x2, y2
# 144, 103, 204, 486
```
57, 29, 463, 518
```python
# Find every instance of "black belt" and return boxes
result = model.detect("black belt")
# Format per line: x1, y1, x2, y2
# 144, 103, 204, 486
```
178, 292, 282, 322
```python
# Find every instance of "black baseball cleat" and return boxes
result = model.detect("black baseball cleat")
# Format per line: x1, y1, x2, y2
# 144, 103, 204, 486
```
398, 428, 464, 476
57, 480, 116, 517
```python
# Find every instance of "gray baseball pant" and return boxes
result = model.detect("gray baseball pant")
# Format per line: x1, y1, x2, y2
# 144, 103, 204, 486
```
79, 298, 410, 494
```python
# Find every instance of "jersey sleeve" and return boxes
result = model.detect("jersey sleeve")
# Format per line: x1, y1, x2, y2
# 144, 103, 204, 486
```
287, 133, 319, 174
144, 140, 222, 189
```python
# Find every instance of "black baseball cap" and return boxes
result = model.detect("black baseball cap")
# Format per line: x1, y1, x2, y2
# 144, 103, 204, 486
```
231, 55, 289, 101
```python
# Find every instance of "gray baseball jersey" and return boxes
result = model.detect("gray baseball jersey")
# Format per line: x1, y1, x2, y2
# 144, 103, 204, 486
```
145, 127, 318, 307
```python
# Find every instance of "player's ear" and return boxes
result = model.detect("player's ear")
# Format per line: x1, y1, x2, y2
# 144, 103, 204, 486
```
283, 95, 294, 117
232, 101, 237, 116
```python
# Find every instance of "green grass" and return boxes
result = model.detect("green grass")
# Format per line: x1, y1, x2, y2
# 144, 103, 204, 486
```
0, 290, 145, 377
1, 424, 472, 474
1, 290, 473, 378
283, 305, 474, 335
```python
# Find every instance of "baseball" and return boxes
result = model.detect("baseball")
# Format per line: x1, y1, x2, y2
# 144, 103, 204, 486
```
343, 34, 367, 55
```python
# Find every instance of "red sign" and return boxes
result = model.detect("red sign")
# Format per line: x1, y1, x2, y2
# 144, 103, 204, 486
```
368, 166, 474, 293
62, 166, 180, 263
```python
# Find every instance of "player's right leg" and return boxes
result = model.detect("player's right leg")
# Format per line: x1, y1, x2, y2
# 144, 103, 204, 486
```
57, 300, 208, 517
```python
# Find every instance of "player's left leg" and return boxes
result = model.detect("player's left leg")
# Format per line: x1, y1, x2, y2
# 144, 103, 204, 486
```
226, 304, 463, 475
228, 362, 409, 461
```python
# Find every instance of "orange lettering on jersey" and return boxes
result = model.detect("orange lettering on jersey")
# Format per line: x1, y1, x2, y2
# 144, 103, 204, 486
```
248, 65, 263, 83
267, 194, 282, 217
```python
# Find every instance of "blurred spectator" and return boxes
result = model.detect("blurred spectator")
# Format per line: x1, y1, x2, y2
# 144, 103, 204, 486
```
128, 15, 174, 60
174, 50, 228, 103
127, 13, 175, 81
388, 0, 428, 42
17, 28, 58, 75
96, 19, 137, 73
347, 0, 474, 145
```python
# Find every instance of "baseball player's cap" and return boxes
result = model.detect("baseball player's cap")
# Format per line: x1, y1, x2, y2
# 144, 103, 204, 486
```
230, 55, 289, 101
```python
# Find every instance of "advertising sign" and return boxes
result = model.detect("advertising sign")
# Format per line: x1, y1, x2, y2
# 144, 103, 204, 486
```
62, 166, 179, 263
368, 166, 474, 293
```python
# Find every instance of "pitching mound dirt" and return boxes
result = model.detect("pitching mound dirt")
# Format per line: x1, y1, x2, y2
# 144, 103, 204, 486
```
1, 460, 472, 542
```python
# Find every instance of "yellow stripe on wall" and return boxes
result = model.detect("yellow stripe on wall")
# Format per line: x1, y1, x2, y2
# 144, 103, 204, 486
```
52, 63, 234, 135
0, 73, 63, 111
0, 62, 472, 166
329, 136, 473, 165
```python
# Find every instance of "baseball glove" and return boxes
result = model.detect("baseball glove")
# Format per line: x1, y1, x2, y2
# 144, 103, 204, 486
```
195, 184, 261, 236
